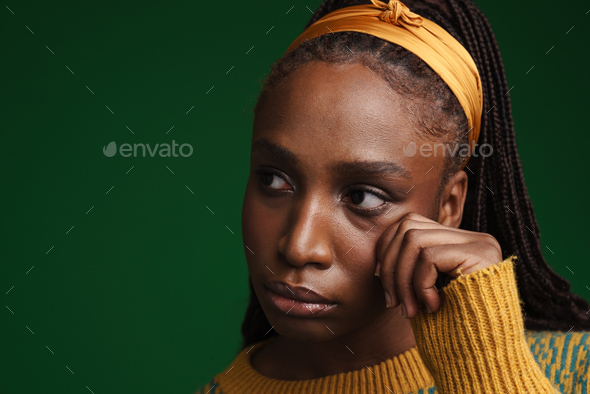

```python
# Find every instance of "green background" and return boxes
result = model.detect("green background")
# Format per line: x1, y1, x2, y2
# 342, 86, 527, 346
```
1, 0, 588, 393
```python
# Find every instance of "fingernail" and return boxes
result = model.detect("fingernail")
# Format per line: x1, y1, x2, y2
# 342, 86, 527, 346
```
401, 303, 407, 318
375, 262, 381, 277
385, 292, 392, 308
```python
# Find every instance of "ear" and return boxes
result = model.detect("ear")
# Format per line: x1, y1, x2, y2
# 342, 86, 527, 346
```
437, 170, 468, 228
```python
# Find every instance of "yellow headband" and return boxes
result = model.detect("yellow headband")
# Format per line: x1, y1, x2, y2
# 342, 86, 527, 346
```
285, 0, 483, 170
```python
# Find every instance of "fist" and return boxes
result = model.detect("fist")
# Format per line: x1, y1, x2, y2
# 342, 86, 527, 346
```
375, 212, 503, 319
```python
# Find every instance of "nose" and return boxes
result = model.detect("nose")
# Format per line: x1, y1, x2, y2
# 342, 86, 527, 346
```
277, 194, 333, 270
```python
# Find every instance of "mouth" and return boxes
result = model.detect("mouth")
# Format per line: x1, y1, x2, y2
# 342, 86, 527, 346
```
263, 281, 337, 318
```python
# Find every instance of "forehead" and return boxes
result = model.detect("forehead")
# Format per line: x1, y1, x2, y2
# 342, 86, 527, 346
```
252, 61, 439, 177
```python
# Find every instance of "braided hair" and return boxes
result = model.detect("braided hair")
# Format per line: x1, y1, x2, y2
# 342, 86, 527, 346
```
241, 0, 590, 349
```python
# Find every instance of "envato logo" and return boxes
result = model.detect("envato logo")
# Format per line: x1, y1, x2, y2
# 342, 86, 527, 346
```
103, 141, 193, 158
403, 141, 493, 158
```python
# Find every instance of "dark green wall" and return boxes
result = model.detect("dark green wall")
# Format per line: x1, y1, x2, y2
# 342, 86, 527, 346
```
1, 1, 588, 393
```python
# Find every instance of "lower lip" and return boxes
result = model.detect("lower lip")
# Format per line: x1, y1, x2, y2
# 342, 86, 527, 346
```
264, 286, 337, 317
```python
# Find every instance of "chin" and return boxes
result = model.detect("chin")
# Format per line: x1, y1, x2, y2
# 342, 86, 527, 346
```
267, 316, 340, 343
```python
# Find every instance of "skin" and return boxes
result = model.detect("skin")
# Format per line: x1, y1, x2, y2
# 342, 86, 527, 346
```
241, 61, 502, 380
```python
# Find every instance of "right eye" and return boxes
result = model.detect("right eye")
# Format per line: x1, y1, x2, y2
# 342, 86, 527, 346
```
255, 168, 292, 191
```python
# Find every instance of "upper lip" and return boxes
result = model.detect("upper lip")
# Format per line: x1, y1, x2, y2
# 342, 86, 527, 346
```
265, 280, 335, 304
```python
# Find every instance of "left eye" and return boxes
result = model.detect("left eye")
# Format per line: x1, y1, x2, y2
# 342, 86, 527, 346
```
255, 167, 389, 211
348, 189, 386, 209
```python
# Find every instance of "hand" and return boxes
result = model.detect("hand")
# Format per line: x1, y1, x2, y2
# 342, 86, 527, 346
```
375, 212, 503, 318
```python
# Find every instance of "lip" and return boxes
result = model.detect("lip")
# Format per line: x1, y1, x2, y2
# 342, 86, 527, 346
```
264, 281, 337, 317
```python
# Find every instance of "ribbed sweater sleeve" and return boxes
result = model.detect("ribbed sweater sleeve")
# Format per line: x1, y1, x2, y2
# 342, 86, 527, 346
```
409, 255, 562, 394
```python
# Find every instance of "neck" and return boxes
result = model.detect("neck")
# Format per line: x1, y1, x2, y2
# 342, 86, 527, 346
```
251, 306, 416, 380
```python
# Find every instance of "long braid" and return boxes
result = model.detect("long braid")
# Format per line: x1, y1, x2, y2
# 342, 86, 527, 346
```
468, 0, 590, 328
241, 0, 590, 349
468, 0, 587, 327
407, 0, 590, 330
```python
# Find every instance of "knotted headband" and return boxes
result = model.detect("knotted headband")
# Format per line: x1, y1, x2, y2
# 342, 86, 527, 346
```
285, 0, 483, 170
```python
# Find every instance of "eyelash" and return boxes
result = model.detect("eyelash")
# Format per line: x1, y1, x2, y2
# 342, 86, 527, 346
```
254, 167, 393, 215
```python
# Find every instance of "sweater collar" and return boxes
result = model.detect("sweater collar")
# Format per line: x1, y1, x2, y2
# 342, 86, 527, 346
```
215, 338, 434, 394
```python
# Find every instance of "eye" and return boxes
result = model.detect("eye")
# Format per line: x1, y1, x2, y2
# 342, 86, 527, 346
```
255, 168, 291, 191
254, 167, 392, 214
346, 186, 388, 210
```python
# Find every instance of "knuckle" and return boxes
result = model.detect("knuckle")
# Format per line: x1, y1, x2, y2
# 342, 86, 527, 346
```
481, 234, 502, 259
398, 216, 416, 231
413, 285, 430, 305
398, 219, 413, 233
396, 282, 412, 300
403, 228, 422, 243
394, 270, 410, 291
412, 261, 438, 309
482, 233, 498, 245
403, 212, 420, 220
418, 245, 437, 262
485, 245, 502, 263
380, 260, 394, 278
489, 235, 502, 251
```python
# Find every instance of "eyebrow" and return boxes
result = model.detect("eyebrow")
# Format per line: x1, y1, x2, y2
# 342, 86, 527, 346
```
251, 138, 412, 180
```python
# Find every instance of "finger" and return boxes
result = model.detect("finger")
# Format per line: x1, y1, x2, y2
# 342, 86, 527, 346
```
406, 242, 495, 318
412, 246, 443, 315
393, 226, 451, 319
381, 220, 443, 276
378, 214, 441, 307
376, 212, 436, 264
374, 219, 401, 277
380, 216, 479, 297
383, 214, 479, 275
394, 228, 459, 317
377, 212, 477, 309
376, 212, 436, 276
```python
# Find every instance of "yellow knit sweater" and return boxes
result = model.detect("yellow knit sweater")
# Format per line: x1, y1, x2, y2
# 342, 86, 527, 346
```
196, 256, 590, 393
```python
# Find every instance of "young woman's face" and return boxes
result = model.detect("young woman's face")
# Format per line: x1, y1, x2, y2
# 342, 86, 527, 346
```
242, 61, 448, 342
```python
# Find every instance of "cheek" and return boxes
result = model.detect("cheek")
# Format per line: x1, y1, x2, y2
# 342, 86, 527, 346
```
338, 243, 386, 311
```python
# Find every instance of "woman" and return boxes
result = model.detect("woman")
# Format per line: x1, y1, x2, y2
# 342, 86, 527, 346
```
196, 0, 590, 392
